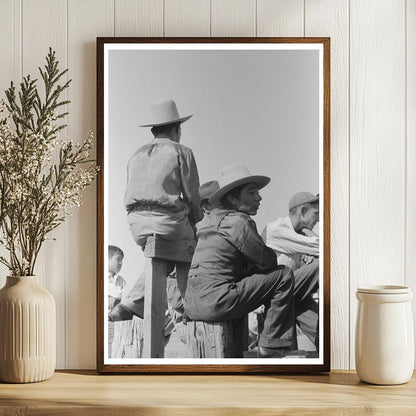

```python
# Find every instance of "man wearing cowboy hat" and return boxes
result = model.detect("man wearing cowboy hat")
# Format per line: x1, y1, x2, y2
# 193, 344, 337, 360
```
109, 99, 203, 322
262, 191, 320, 349
184, 164, 298, 358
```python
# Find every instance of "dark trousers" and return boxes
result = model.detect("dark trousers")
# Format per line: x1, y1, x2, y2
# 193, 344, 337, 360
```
185, 266, 296, 349
293, 260, 319, 347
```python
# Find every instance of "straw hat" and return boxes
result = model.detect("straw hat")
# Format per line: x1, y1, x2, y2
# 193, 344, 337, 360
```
209, 164, 270, 204
140, 99, 193, 127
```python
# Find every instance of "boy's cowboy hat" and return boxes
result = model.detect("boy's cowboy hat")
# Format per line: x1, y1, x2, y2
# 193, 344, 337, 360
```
199, 180, 220, 201
140, 99, 193, 127
209, 164, 270, 204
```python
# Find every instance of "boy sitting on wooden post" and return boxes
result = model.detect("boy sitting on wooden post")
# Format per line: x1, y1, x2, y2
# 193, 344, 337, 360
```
109, 99, 202, 322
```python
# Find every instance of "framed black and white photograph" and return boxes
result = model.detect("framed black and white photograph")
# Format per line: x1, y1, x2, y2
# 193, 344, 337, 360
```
97, 37, 330, 374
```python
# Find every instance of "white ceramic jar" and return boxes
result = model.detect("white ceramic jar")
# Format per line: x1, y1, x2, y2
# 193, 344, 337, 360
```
0, 276, 56, 383
355, 285, 414, 385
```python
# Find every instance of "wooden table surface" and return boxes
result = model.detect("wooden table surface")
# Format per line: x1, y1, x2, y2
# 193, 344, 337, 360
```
0, 370, 415, 415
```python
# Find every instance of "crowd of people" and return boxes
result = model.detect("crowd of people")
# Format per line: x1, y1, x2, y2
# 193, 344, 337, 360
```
108, 99, 320, 358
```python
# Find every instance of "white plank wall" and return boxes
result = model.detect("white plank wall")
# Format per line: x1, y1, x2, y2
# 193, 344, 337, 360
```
257, 0, 304, 37
406, 0, 416, 364
305, 0, 350, 370
22, 0, 68, 369
0, 0, 414, 370
0, 1, 21, 287
211, 0, 256, 37
165, 0, 210, 37
67, 0, 114, 370
0, 0, 21, 96
115, 0, 163, 37
349, 0, 406, 368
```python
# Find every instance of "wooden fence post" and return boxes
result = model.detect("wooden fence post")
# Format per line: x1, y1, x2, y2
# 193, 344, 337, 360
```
142, 235, 195, 358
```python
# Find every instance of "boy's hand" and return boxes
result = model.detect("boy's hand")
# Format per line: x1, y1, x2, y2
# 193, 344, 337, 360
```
301, 227, 318, 237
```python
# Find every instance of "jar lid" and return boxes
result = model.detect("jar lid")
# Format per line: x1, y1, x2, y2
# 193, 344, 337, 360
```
357, 285, 411, 294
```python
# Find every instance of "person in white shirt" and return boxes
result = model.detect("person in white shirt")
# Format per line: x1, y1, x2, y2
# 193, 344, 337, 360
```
108, 245, 126, 312
107, 245, 127, 357
262, 192, 320, 349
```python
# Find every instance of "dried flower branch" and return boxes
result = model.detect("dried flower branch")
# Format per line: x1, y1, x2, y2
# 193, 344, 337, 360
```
0, 48, 97, 276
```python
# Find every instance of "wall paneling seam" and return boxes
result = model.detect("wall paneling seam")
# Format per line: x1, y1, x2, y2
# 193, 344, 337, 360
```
210, 0, 212, 37
19, 0, 22, 80
20, 0, 23, 77
348, 0, 352, 370
64, 0, 69, 369
303, 0, 305, 37
404, 0, 408, 287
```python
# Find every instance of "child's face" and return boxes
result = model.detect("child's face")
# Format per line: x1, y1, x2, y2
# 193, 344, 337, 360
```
108, 254, 123, 274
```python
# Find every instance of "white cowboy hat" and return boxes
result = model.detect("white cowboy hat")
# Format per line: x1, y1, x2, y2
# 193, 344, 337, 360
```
209, 164, 271, 204
139, 99, 193, 127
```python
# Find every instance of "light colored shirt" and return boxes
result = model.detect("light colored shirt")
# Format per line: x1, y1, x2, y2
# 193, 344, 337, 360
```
124, 138, 202, 224
108, 273, 126, 311
262, 216, 319, 270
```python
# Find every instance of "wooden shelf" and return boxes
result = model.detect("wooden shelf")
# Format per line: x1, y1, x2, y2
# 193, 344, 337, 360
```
0, 370, 415, 415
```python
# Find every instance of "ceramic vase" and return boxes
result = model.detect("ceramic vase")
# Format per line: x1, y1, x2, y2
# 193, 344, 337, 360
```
355, 285, 414, 385
0, 276, 56, 383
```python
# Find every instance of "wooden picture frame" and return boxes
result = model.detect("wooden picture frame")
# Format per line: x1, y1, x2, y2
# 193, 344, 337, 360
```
97, 37, 330, 373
